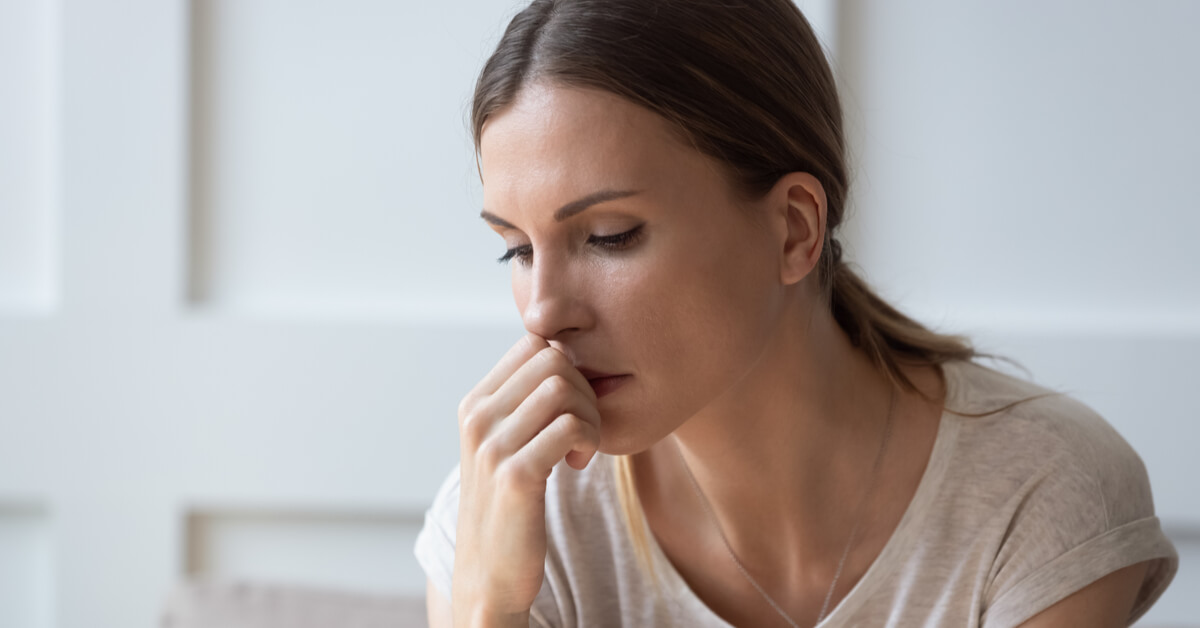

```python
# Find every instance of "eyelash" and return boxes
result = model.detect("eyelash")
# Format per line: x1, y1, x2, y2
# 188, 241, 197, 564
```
496, 225, 644, 266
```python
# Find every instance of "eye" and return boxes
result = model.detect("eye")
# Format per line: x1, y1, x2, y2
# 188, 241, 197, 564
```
496, 225, 644, 266
496, 244, 532, 266
587, 225, 644, 251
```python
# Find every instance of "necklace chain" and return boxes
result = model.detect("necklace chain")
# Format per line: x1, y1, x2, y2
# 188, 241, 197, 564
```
671, 386, 897, 628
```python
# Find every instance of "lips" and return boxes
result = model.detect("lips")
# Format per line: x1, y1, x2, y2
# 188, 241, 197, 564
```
577, 367, 631, 399
577, 367, 619, 380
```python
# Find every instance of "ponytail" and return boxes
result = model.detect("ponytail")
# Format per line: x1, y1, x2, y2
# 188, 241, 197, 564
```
826, 240, 977, 401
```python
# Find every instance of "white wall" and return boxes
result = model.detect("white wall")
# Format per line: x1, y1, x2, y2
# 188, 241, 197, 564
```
1, 2, 528, 627
0, 1, 1194, 626
0, 0, 57, 313
836, 2, 1199, 624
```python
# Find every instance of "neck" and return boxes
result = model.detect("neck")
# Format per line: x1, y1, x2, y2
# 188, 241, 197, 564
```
653, 303, 897, 588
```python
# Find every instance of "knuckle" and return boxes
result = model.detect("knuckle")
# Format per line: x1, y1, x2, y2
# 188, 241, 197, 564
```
476, 439, 504, 470
459, 408, 490, 446
551, 413, 580, 440
495, 459, 534, 491
564, 413, 592, 440
554, 420, 583, 444
542, 374, 572, 398
457, 393, 476, 423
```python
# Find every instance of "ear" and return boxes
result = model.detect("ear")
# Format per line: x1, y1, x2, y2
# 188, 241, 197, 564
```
768, 172, 827, 286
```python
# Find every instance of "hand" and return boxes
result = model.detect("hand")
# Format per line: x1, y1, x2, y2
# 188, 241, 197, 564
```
452, 332, 602, 624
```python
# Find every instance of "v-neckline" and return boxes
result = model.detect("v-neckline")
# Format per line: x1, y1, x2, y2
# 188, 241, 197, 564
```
628, 360, 967, 626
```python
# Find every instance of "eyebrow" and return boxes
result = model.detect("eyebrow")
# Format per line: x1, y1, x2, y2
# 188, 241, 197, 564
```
479, 188, 641, 229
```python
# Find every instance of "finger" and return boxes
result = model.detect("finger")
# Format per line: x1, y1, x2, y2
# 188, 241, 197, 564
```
516, 413, 601, 473
538, 346, 597, 404
485, 347, 595, 423
488, 373, 602, 460
474, 333, 549, 399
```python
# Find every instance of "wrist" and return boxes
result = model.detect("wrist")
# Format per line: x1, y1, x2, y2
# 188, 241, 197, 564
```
451, 573, 536, 628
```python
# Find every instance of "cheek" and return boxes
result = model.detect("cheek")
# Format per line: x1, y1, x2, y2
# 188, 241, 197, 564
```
592, 245, 778, 453
641, 242, 777, 381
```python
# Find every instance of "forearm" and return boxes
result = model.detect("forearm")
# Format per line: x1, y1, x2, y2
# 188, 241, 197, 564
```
454, 605, 533, 628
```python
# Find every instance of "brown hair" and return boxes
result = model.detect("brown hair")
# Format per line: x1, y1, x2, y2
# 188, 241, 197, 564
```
470, 0, 1055, 583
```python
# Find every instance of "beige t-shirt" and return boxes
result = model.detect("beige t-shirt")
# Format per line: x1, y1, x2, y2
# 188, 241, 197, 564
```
414, 359, 1179, 627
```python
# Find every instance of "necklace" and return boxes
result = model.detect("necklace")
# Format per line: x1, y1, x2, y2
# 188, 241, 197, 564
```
671, 385, 896, 628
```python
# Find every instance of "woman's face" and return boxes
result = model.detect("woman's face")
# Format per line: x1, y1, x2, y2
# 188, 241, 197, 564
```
479, 83, 792, 455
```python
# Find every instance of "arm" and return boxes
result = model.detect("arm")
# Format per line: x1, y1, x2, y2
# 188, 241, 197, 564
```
428, 578, 532, 628
1015, 561, 1149, 628
428, 578, 453, 628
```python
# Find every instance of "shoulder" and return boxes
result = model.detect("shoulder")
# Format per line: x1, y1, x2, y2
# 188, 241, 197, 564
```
937, 360, 1178, 627
945, 359, 1153, 525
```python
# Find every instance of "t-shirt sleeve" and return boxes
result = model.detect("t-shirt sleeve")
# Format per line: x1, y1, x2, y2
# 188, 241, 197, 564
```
980, 410, 1179, 628
413, 463, 462, 604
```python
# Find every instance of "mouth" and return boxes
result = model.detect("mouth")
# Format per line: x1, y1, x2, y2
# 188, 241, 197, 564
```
577, 368, 632, 399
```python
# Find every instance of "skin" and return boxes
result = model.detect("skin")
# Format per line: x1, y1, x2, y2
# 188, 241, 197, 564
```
429, 82, 1149, 627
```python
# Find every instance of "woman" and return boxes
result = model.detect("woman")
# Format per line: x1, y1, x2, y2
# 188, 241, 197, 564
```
414, 1, 1178, 626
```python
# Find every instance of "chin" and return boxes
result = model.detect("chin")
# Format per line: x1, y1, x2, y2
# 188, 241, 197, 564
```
595, 411, 666, 457
598, 439, 651, 457
596, 425, 639, 457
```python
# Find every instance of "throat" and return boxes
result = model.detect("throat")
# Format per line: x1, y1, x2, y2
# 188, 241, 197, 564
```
634, 440, 868, 626
631, 363, 945, 625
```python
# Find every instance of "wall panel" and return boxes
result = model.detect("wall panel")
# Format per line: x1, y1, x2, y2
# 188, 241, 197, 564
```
0, 0, 58, 313
188, 0, 519, 319
837, 2, 1200, 317
0, 505, 54, 628
186, 508, 424, 593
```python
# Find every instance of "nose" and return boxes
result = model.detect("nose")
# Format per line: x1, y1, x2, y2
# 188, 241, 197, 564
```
518, 255, 593, 341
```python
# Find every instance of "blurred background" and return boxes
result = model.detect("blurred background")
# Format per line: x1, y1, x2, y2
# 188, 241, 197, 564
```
0, 0, 1196, 626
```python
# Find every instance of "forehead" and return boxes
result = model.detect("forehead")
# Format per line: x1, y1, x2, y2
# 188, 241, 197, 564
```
478, 83, 710, 206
